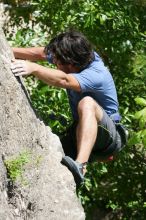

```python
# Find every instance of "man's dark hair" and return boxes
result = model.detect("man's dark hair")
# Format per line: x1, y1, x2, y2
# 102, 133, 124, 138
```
45, 30, 95, 71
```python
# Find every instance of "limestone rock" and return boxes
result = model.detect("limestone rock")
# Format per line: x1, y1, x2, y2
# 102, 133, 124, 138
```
0, 28, 85, 220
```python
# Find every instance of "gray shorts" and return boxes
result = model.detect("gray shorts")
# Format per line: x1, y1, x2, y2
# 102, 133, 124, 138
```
60, 110, 122, 161
92, 110, 122, 160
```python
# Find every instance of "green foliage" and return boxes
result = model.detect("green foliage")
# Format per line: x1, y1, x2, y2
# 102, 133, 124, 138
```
8, 26, 49, 47
128, 97, 146, 147
25, 76, 72, 134
135, 97, 146, 107
5, 151, 30, 182
79, 147, 146, 219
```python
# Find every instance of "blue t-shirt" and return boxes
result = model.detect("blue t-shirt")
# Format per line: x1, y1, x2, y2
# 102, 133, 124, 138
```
48, 52, 119, 120
68, 52, 119, 120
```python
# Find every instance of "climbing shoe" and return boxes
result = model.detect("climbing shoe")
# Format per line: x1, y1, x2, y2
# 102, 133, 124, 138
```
61, 156, 85, 187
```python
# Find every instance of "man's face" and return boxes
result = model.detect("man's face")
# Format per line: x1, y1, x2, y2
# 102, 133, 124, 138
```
56, 62, 70, 73
53, 57, 79, 73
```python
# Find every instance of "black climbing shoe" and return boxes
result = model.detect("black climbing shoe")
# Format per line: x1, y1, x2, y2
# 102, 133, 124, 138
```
61, 156, 85, 187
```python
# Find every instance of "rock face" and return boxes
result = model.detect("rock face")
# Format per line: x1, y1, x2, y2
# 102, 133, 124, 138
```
0, 28, 85, 220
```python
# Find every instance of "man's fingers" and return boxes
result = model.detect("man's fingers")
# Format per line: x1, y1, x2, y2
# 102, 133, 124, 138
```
10, 60, 26, 74
15, 72, 26, 76
11, 63, 24, 69
11, 67, 24, 73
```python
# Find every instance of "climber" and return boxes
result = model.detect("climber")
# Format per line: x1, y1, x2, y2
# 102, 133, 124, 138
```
11, 30, 128, 187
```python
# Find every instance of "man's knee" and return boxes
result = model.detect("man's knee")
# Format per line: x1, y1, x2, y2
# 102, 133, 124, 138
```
78, 96, 95, 112
77, 96, 103, 121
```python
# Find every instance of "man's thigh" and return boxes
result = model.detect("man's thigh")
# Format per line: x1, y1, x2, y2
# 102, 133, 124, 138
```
92, 110, 122, 160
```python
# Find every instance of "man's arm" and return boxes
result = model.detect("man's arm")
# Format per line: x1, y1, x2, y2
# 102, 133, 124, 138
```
11, 60, 81, 92
12, 47, 47, 61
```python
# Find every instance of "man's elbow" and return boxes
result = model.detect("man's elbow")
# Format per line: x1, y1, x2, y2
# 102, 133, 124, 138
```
58, 79, 81, 92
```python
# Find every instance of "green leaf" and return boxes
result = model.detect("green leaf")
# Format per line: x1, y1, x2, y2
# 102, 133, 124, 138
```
128, 132, 142, 145
135, 97, 146, 106
135, 108, 146, 120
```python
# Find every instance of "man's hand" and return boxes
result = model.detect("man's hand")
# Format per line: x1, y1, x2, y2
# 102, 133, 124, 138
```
11, 60, 36, 76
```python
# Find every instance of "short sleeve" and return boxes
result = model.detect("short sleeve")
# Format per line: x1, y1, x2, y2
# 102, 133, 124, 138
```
71, 65, 104, 93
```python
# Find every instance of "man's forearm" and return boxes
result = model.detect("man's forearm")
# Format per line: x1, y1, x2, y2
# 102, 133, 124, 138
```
12, 47, 46, 61
32, 64, 80, 91
33, 64, 68, 87
11, 60, 81, 91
